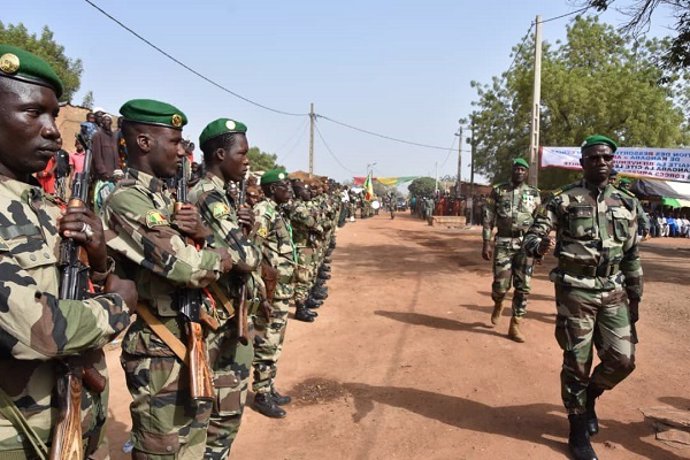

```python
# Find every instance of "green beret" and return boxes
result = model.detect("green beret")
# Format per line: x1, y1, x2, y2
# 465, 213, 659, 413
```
619, 177, 632, 185
0, 44, 63, 97
581, 134, 618, 153
199, 118, 247, 147
261, 168, 288, 185
119, 99, 187, 130
513, 158, 530, 169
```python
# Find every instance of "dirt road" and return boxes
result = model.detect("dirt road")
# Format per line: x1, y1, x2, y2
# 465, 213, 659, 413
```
105, 213, 690, 459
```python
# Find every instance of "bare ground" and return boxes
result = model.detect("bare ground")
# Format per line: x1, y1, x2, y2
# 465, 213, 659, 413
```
105, 213, 690, 459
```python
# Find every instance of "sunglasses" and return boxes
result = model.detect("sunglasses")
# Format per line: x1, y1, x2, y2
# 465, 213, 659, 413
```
584, 154, 614, 162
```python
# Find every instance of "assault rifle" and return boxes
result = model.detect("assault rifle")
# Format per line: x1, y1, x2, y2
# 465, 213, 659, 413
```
52, 134, 106, 460
175, 157, 214, 402
235, 177, 250, 345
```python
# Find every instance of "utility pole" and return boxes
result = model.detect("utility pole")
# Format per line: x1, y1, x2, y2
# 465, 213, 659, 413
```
456, 123, 463, 195
469, 118, 476, 225
434, 161, 439, 194
528, 15, 542, 187
308, 102, 315, 176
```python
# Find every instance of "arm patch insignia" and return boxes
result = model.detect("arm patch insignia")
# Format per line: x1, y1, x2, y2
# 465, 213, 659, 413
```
145, 210, 168, 228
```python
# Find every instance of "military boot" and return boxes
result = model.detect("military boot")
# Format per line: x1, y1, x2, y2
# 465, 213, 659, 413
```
508, 316, 525, 342
568, 414, 598, 460
490, 300, 504, 326
295, 305, 316, 322
270, 387, 292, 406
318, 271, 332, 280
305, 297, 323, 309
321, 264, 331, 272
311, 287, 328, 300
253, 392, 286, 418
586, 386, 604, 436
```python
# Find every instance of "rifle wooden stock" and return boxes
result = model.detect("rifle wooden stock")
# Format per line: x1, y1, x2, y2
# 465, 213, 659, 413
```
186, 322, 215, 401
176, 157, 215, 402
49, 371, 84, 460
261, 261, 278, 303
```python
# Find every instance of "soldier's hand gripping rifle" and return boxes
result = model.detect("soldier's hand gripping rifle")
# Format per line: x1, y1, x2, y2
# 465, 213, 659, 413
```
51, 134, 105, 460
175, 157, 214, 402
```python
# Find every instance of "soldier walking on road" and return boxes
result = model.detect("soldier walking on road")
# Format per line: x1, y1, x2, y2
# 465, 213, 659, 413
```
482, 158, 540, 342
523, 135, 643, 460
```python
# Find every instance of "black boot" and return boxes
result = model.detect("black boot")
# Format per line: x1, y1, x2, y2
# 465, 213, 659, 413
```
568, 414, 598, 460
305, 297, 323, 309
318, 272, 332, 280
253, 393, 286, 418
295, 305, 316, 322
270, 387, 292, 406
586, 386, 604, 436
311, 287, 328, 300
323, 256, 332, 264
321, 264, 331, 272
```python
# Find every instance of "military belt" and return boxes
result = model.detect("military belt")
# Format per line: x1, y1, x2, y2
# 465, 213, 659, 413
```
497, 229, 524, 238
558, 261, 620, 277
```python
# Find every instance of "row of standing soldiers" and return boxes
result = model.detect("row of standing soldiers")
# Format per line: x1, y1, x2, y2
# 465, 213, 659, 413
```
0, 45, 342, 459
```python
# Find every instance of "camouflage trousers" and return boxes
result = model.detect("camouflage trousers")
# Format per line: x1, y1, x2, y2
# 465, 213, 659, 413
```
121, 351, 212, 459
491, 237, 533, 317
203, 318, 254, 460
554, 284, 636, 414
252, 298, 290, 394
293, 247, 315, 303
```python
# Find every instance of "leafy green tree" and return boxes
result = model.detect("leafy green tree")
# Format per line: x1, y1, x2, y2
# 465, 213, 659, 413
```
408, 177, 437, 198
575, 0, 690, 69
248, 146, 284, 172
471, 16, 689, 190
0, 22, 83, 102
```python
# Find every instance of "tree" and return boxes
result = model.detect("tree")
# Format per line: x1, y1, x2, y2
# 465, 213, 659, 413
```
0, 22, 83, 102
81, 90, 94, 109
248, 146, 284, 172
408, 177, 437, 198
575, 0, 690, 69
470, 16, 689, 190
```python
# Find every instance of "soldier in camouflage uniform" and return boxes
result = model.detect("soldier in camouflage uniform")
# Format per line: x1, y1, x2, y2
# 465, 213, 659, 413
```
0, 45, 136, 459
523, 135, 643, 460
189, 118, 262, 458
251, 168, 296, 418
286, 176, 319, 322
102, 100, 237, 459
482, 158, 540, 342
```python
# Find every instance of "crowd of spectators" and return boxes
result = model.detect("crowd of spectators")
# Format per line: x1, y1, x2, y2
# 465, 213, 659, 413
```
648, 209, 690, 238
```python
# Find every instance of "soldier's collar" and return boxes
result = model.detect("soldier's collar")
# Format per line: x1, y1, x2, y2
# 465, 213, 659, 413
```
128, 168, 168, 194
204, 171, 226, 190
582, 179, 610, 195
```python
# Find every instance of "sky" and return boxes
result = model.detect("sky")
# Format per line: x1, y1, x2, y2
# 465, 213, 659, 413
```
3, 0, 677, 183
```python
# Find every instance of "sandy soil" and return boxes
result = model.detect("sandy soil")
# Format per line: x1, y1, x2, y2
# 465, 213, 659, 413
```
105, 213, 690, 459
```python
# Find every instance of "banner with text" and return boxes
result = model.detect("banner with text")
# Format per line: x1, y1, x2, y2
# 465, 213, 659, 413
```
541, 146, 690, 182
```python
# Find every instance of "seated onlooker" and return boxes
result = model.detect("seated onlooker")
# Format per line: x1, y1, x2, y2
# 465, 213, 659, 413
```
658, 214, 669, 237
666, 215, 679, 237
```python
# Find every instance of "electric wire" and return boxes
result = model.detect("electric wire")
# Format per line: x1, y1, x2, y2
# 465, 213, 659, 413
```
276, 118, 310, 163
83, 0, 308, 117
313, 122, 358, 174
537, 6, 591, 24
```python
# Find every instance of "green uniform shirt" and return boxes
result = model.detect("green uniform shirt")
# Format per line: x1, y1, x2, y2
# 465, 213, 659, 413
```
482, 181, 541, 241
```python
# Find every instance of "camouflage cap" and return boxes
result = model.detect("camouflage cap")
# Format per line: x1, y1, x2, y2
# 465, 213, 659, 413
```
199, 118, 247, 146
0, 44, 63, 97
119, 99, 187, 130
513, 157, 530, 169
261, 168, 288, 185
581, 134, 617, 153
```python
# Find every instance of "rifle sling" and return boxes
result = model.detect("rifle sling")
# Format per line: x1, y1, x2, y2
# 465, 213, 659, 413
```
0, 386, 49, 459
136, 304, 189, 366
208, 282, 236, 318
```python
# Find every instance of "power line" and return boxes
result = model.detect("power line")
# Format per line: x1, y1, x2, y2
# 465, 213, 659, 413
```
276, 118, 310, 163
83, 0, 308, 117
316, 114, 451, 151
313, 122, 358, 174
439, 135, 458, 170
537, 6, 590, 24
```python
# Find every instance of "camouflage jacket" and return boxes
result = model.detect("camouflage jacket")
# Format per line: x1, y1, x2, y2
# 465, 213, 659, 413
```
102, 169, 233, 354
0, 176, 129, 451
285, 199, 317, 247
254, 198, 296, 299
523, 180, 643, 299
189, 172, 261, 319
483, 181, 541, 241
